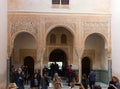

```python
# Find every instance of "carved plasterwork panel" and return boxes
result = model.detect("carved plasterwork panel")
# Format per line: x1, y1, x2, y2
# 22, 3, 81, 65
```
9, 15, 39, 38
8, 13, 111, 60
44, 16, 78, 23
82, 16, 110, 34
82, 16, 111, 50
45, 22, 76, 36
8, 15, 39, 56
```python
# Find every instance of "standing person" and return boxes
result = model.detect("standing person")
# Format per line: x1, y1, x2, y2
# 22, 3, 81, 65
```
89, 70, 96, 89
42, 65, 49, 76
41, 73, 50, 89
81, 74, 88, 89
30, 73, 39, 89
34, 69, 41, 89
67, 65, 73, 86
16, 68, 24, 89
38, 69, 41, 89
53, 73, 62, 89
24, 66, 29, 85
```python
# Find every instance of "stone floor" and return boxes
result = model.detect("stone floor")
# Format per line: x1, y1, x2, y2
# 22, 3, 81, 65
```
24, 81, 108, 89
24, 76, 108, 89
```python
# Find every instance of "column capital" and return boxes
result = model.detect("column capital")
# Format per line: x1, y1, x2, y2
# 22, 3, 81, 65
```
37, 47, 46, 61
74, 47, 84, 58
106, 48, 112, 59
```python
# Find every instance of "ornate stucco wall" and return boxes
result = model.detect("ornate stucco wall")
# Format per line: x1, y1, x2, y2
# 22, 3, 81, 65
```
8, 12, 111, 70
7, 0, 113, 83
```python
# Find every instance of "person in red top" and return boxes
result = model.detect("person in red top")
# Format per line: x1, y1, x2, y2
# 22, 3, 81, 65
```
67, 65, 73, 86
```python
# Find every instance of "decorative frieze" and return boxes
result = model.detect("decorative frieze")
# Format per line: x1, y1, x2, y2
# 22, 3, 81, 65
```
82, 22, 108, 30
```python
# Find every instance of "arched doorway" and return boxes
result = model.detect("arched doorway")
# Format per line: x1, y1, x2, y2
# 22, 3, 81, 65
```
49, 49, 67, 76
12, 32, 37, 66
82, 57, 91, 77
46, 26, 73, 71
10, 32, 37, 84
85, 33, 105, 69
24, 56, 34, 77
84, 33, 107, 82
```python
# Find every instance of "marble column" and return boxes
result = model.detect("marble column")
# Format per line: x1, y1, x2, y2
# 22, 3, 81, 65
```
39, 48, 45, 76
0, 0, 7, 88
108, 59, 112, 83
78, 56, 82, 83
74, 48, 83, 83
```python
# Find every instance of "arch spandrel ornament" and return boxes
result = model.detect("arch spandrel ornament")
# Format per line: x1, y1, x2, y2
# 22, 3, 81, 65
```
45, 22, 76, 37
82, 15, 111, 50
8, 14, 39, 36
8, 15, 39, 57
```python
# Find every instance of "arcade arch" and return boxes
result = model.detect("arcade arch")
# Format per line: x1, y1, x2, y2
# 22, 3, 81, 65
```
45, 26, 74, 67
81, 33, 109, 82
12, 32, 37, 67
84, 33, 106, 70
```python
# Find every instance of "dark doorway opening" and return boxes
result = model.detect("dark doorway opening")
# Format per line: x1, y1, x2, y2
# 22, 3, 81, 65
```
82, 57, 91, 77
49, 49, 67, 76
24, 56, 34, 77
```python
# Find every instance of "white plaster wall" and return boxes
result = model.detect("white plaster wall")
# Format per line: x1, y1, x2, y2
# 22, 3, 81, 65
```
0, 0, 7, 88
111, 0, 120, 78
8, 0, 110, 13
14, 33, 37, 49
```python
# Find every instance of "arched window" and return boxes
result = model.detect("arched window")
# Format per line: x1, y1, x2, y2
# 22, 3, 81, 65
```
50, 34, 56, 44
61, 34, 67, 44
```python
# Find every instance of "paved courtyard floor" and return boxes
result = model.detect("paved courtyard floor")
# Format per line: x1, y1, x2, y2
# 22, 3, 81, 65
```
23, 76, 108, 89
24, 81, 108, 89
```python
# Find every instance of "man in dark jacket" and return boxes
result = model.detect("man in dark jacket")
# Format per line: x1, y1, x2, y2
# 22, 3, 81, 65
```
89, 70, 96, 89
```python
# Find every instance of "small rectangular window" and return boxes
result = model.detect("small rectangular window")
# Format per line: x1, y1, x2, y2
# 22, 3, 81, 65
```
61, 0, 69, 5
52, 0, 69, 8
52, 0, 60, 4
